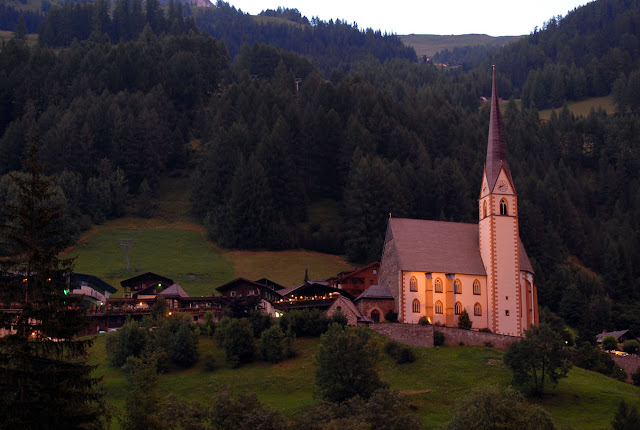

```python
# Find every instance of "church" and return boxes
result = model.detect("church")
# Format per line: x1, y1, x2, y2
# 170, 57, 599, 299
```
377, 68, 538, 337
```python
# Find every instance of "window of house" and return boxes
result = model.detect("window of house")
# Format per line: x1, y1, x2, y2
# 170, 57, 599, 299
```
230, 291, 237, 297
474, 302, 482, 316
410, 276, 418, 292
435, 300, 443, 314
435, 278, 442, 293
483, 200, 487, 218
455, 301, 462, 315
373, 269, 377, 274
473, 280, 481, 295
505, 310, 510, 316
500, 199, 508, 215
454, 279, 462, 294
412, 299, 420, 313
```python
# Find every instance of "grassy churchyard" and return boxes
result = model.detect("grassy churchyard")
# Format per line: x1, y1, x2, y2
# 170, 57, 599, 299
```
88, 332, 640, 429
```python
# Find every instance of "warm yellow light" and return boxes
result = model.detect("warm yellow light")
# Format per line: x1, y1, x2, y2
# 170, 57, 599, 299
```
168, 312, 172, 316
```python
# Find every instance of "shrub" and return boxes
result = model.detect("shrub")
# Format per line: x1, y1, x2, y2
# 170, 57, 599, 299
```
384, 340, 401, 358
418, 316, 430, 325
315, 324, 387, 402
632, 367, 640, 386
106, 319, 149, 367
171, 320, 199, 368
611, 400, 640, 430
279, 308, 329, 337
621, 339, 639, 355
222, 318, 255, 368
291, 390, 421, 430
447, 385, 555, 430
384, 340, 415, 364
396, 346, 416, 364
479, 327, 492, 333
434, 330, 445, 346
203, 354, 216, 372
484, 341, 494, 348
329, 309, 348, 326
248, 309, 273, 338
602, 335, 619, 351
458, 309, 472, 330
574, 342, 628, 381
260, 325, 288, 363
385, 310, 398, 322
202, 311, 215, 337
215, 317, 232, 347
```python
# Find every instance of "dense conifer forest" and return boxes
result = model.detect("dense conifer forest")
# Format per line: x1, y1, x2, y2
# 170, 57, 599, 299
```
1, 0, 640, 340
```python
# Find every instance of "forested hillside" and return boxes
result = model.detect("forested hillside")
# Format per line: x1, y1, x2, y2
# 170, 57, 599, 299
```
435, 0, 640, 110
0, 0, 639, 340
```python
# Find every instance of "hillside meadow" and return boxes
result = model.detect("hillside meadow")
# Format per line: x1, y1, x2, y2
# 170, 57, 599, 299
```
63, 174, 354, 296
87, 332, 640, 429
65, 226, 353, 297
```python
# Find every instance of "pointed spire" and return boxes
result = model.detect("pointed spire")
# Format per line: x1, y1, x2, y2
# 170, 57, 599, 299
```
485, 66, 515, 192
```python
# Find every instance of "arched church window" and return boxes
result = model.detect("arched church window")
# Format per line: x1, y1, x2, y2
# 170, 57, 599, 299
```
474, 302, 482, 316
455, 302, 462, 315
483, 200, 487, 218
454, 279, 462, 294
412, 299, 420, 313
410, 276, 417, 292
500, 199, 508, 215
473, 280, 481, 295
435, 300, 443, 314
434, 278, 443, 293
371, 309, 380, 322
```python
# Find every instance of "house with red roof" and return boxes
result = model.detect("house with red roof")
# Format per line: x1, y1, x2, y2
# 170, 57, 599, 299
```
378, 68, 538, 337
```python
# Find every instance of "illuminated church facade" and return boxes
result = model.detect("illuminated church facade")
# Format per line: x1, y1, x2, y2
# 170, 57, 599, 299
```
378, 68, 538, 337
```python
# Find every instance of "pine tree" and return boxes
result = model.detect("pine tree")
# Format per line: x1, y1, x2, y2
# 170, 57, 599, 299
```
0, 133, 109, 429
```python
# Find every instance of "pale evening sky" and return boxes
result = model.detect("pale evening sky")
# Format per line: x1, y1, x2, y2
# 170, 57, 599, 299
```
227, 0, 593, 36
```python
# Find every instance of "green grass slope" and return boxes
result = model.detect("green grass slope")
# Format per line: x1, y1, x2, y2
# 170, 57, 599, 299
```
63, 175, 353, 294
88, 333, 639, 429
68, 228, 234, 297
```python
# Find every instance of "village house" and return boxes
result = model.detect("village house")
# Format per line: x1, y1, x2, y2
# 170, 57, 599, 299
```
327, 262, 380, 298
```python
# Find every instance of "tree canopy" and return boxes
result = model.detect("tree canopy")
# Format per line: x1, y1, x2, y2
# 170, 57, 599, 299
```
503, 324, 572, 396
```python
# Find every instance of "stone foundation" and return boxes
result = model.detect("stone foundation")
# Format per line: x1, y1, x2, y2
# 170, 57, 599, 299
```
368, 323, 520, 349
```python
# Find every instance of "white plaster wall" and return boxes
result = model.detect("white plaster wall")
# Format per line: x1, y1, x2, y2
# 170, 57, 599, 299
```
453, 274, 489, 330
493, 215, 520, 336
403, 271, 425, 324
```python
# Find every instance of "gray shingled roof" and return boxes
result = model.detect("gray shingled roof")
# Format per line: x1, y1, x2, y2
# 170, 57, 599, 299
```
158, 283, 189, 298
355, 284, 394, 301
387, 218, 533, 275
596, 330, 629, 343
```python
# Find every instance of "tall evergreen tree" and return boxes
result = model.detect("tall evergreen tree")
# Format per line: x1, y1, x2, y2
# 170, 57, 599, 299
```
0, 133, 108, 429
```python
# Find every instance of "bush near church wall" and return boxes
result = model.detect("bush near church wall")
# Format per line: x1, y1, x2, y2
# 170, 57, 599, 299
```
369, 323, 521, 349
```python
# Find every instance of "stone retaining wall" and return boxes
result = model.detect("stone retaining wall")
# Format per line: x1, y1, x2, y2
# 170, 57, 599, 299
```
368, 323, 520, 350
369, 323, 434, 347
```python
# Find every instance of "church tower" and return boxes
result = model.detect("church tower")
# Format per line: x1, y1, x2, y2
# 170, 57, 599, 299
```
478, 67, 524, 336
